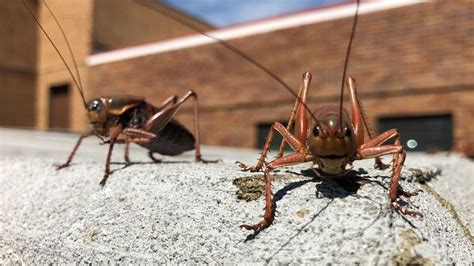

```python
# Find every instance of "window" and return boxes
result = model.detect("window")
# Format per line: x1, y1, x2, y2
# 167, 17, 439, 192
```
377, 114, 453, 152
257, 122, 291, 152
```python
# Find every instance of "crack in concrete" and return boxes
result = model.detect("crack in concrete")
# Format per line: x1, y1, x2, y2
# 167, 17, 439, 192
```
422, 184, 474, 244
265, 199, 333, 263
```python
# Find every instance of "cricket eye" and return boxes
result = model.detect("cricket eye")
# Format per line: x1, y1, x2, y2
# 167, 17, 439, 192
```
90, 100, 100, 111
313, 126, 321, 136
344, 127, 351, 136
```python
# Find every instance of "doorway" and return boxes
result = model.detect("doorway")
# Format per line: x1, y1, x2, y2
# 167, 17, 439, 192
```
49, 83, 70, 130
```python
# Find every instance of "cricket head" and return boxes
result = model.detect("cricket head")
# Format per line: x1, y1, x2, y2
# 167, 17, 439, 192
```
86, 98, 108, 132
307, 106, 357, 174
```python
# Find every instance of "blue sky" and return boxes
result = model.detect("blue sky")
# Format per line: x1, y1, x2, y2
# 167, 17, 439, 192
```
159, 0, 344, 27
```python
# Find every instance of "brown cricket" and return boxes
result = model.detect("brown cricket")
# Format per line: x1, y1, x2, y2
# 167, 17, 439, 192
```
111, 0, 425, 226
21, 0, 217, 186
237, 73, 422, 231
234, 0, 423, 231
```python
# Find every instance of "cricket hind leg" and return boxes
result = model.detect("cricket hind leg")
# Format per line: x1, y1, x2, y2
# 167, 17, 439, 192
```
144, 90, 218, 163
276, 72, 312, 159
357, 128, 422, 217
238, 73, 312, 172
148, 151, 162, 163
346, 77, 389, 170
124, 139, 163, 164
120, 128, 162, 163
236, 122, 306, 172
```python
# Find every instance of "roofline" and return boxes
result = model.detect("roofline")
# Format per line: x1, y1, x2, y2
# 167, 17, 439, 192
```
86, 1, 423, 66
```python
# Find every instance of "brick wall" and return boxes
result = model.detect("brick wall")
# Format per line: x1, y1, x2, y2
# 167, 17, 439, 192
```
93, 0, 212, 51
0, 0, 93, 130
0, 1, 38, 128
88, 1, 474, 152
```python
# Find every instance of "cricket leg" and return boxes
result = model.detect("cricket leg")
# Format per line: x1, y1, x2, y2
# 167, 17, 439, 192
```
99, 139, 116, 187
238, 72, 311, 172
124, 142, 131, 164
241, 167, 273, 231
99, 132, 150, 187
357, 129, 422, 217
276, 72, 312, 158
120, 128, 162, 163
144, 90, 218, 163
99, 126, 124, 187
241, 152, 312, 232
56, 132, 92, 169
148, 151, 162, 163
346, 77, 389, 170
236, 122, 305, 172
157, 95, 178, 110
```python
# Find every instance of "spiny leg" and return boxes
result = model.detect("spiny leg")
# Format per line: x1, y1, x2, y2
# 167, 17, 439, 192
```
157, 95, 178, 110
56, 132, 91, 169
346, 77, 389, 170
236, 122, 304, 172
240, 117, 312, 231
144, 91, 218, 163
388, 134, 422, 216
241, 152, 311, 232
276, 73, 311, 158
188, 91, 219, 163
237, 123, 276, 172
241, 168, 274, 231
121, 128, 161, 163
357, 129, 422, 217
238, 74, 311, 172
99, 125, 127, 187
276, 96, 299, 159
99, 138, 116, 187
277, 72, 311, 158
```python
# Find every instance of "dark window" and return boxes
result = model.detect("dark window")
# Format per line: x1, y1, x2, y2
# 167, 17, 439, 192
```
257, 122, 292, 152
49, 84, 70, 130
377, 114, 453, 152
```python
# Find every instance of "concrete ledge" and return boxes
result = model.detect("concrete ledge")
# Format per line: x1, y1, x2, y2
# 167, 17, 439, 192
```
0, 129, 472, 263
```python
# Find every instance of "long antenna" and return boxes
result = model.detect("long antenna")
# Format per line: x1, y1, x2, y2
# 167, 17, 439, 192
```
133, 0, 318, 122
42, 0, 84, 93
20, 0, 88, 108
339, 0, 360, 127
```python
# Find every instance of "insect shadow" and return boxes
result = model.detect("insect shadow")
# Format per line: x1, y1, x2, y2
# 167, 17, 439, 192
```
243, 167, 374, 241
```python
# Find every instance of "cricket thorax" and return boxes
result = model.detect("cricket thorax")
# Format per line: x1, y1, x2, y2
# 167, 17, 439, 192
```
86, 97, 151, 137
118, 103, 149, 129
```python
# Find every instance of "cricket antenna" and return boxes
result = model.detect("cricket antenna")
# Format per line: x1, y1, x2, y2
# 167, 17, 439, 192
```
339, 0, 360, 128
133, 0, 318, 122
20, 0, 88, 108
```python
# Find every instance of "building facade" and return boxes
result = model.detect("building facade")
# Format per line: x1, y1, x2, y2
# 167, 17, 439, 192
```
2, 0, 473, 154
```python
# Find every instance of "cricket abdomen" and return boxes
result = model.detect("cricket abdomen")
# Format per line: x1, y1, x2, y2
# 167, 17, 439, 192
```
138, 119, 195, 156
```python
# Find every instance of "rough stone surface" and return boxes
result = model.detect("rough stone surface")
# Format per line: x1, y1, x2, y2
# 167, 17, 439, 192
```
0, 129, 473, 264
